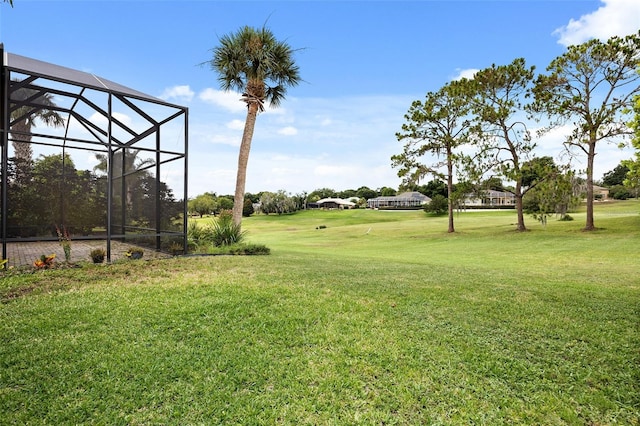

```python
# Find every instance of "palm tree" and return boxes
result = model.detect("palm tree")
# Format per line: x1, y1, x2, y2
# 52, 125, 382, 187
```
94, 148, 154, 211
10, 83, 65, 177
207, 25, 301, 226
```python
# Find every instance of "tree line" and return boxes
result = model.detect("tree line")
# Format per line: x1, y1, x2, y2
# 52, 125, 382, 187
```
201, 27, 638, 232
5, 151, 182, 238
392, 32, 640, 233
188, 158, 629, 220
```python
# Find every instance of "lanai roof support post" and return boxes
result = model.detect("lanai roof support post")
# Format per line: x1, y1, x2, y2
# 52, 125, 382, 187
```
182, 109, 189, 255
0, 44, 8, 264
106, 93, 113, 262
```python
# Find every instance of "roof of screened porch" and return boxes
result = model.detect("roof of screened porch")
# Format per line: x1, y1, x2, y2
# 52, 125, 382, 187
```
5, 51, 169, 105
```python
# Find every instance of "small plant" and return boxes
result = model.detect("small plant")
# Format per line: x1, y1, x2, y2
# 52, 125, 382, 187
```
187, 220, 211, 252
34, 254, 56, 269
56, 225, 71, 262
0, 259, 7, 270
125, 247, 144, 260
211, 210, 246, 246
90, 248, 106, 264
168, 242, 184, 256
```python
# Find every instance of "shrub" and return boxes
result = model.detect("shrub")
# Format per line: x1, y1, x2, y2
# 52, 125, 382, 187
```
34, 254, 56, 269
211, 210, 246, 246
125, 247, 144, 260
229, 244, 270, 255
242, 197, 255, 217
90, 248, 106, 264
187, 221, 207, 251
424, 194, 448, 215
187, 211, 249, 253
609, 185, 630, 200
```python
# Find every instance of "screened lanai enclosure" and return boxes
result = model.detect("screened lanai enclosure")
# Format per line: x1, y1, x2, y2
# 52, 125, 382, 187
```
1, 46, 188, 265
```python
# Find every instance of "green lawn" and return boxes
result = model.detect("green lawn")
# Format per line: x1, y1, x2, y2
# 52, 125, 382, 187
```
1, 201, 639, 424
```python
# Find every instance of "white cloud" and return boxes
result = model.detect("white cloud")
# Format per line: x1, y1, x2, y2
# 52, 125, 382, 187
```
89, 111, 132, 127
227, 119, 245, 130
203, 133, 240, 147
554, 0, 640, 46
278, 126, 298, 136
159, 85, 194, 102
314, 164, 351, 177
198, 88, 246, 113
184, 94, 415, 195
452, 68, 479, 81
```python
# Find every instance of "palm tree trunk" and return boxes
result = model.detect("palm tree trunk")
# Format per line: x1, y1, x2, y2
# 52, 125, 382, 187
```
10, 119, 33, 183
232, 103, 259, 227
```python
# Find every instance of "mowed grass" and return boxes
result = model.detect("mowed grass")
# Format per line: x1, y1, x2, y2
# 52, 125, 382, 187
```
1, 202, 639, 424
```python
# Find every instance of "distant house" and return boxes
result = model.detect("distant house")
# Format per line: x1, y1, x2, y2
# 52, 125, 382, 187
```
367, 192, 431, 209
463, 190, 515, 207
576, 183, 610, 200
592, 185, 610, 200
312, 197, 357, 209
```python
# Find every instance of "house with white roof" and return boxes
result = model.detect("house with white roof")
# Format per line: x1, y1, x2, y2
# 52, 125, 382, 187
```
367, 192, 432, 209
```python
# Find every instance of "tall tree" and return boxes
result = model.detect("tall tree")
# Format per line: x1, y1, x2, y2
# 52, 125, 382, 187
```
622, 93, 640, 197
207, 25, 301, 227
93, 148, 153, 213
393, 79, 472, 233
356, 186, 377, 200
531, 32, 640, 231
10, 83, 64, 177
465, 58, 537, 232
188, 192, 218, 217
602, 163, 630, 187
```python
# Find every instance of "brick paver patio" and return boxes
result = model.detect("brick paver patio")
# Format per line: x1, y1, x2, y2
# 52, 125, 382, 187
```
4, 240, 171, 268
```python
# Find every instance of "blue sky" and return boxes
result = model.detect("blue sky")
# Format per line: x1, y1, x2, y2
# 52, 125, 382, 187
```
2, 0, 639, 197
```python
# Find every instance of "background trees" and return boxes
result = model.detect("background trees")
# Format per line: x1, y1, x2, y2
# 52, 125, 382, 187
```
259, 190, 298, 215
10, 83, 64, 181
522, 157, 580, 221
6, 154, 105, 237
389, 33, 639, 230
464, 58, 537, 232
208, 25, 301, 228
307, 188, 337, 202
393, 80, 473, 232
622, 94, 640, 198
188, 193, 218, 217
531, 32, 640, 230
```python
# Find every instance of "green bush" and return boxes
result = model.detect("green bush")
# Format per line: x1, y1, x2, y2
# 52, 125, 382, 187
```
229, 244, 270, 255
424, 194, 448, 215
211, 210, 247, 246
187, 220, 208, 251
206, 243, 270, 256
188, 212, 266, 255
89, 248, 106, 264
609, 185, 630, 200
